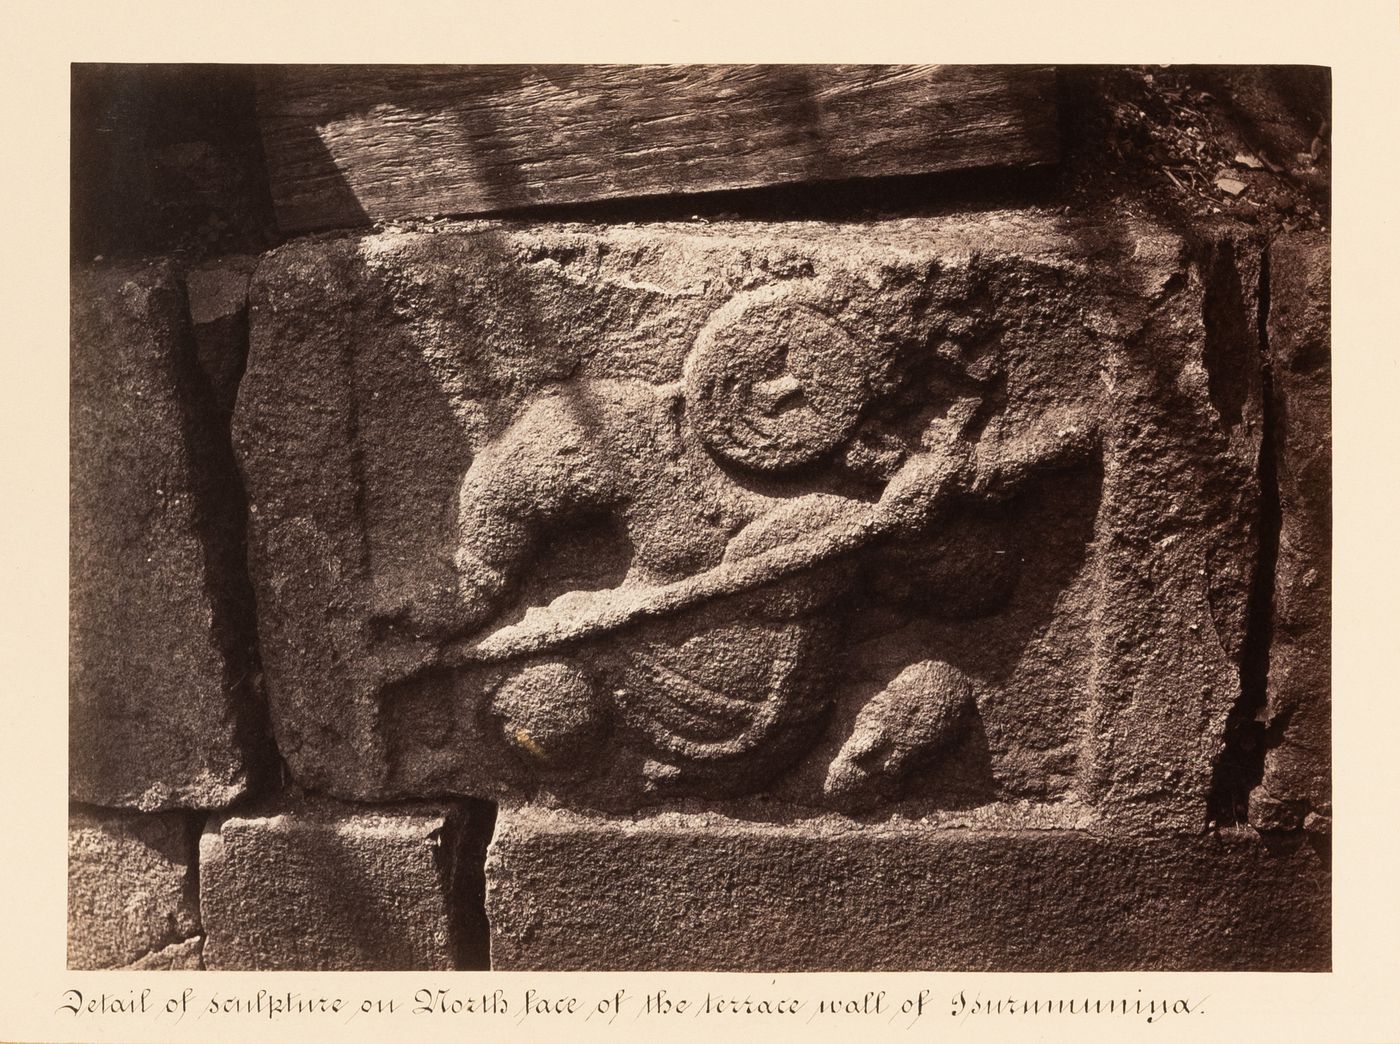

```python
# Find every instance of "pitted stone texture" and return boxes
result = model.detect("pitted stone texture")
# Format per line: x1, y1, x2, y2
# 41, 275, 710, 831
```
235, 214, 1262, 831
68, 809, 200, 970
200, 799, 480, 970
71, 261, 254, 810
487, 805, 1330, 971
1251, 232, 1330, 831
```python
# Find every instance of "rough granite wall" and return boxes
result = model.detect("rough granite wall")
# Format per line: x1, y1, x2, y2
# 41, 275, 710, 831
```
68, 65, 1331, 971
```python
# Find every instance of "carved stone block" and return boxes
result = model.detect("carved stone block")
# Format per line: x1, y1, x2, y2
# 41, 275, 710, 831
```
199, 799, 485, 970
70, 261, 259, 810
1251, 231, 1331, 831
68, 809, 201, 969
234, 212, 1263, 833
487, 805, 1330, 971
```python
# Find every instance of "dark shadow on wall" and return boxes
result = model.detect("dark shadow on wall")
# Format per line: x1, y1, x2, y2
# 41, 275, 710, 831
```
250, 64, 373, 234
1206, 245, 1280, 828
72, 64, 283, 261
436, 161, 1061, 227
166, 277, 282, 803
443, 798, 498, 969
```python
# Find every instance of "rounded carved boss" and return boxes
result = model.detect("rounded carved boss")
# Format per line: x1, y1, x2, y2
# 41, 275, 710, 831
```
685, 295, 887, 472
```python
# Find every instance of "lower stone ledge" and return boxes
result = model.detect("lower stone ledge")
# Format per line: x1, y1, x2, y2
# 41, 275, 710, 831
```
68, 808, 201, 970
486, 807, 1330, 972
200, 798, 486, 971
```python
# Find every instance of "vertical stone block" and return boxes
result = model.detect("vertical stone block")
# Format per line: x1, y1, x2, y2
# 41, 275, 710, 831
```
70, 261, 259, 810
199, 799, 484, 970
1251, 232, 1331, 830
68, 809, 201, 969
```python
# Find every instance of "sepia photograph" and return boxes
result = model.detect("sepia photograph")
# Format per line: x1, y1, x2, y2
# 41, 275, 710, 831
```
67, 62, 1331, 975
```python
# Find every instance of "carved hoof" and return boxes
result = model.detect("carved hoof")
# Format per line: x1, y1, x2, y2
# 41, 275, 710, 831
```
823, 659, 975, 809
489, 658, 607, 773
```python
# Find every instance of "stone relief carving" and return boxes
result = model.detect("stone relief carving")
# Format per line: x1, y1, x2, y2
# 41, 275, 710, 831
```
237, 218, 1255, 832
68, 63, 1332, 977
376, 282, 1098, 806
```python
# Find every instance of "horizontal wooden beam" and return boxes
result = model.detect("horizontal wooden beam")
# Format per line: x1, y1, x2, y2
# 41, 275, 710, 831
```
256, 65, 1059, 232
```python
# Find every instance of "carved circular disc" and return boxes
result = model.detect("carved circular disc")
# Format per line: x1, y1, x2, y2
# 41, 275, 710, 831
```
686, 300, 879, 472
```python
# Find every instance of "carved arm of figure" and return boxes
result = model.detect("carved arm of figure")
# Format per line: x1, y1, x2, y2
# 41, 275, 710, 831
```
874, 404, 1097, 538
824, 405, 1101, 808
968, 405, 1100, 501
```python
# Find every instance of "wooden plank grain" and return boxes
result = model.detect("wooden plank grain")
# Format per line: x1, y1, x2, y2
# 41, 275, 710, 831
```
256, 65, 1059, 232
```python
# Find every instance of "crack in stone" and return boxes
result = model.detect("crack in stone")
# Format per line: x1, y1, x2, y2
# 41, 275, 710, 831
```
177, 265, 291, 805
1206, 241, 1282, 830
